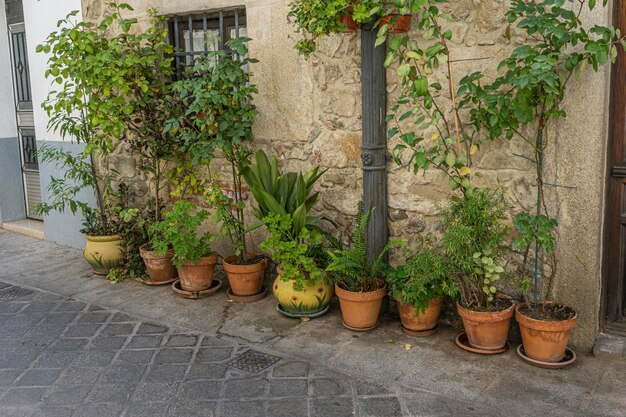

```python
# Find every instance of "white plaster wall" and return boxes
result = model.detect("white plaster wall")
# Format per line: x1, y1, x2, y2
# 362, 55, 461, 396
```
23, 0, 82, 142
0, 0, 17, 138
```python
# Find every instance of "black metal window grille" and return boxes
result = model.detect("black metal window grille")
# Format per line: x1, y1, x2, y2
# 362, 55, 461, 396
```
168, 8, 246, 80
20, 129, 38, 170
11, 29, 32, 110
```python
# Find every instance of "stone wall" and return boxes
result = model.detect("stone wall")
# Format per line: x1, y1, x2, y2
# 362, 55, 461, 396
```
81, 0, 612, 351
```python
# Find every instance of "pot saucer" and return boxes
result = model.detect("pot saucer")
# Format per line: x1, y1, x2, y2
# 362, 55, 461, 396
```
455, 332, 510, 355
517, 344, 576, 369
227, 286, 267, 303
342, 321, 378, 332
401, 324, 438, 337
276, 303, 330, 319
143, 277, 178, 286
171, 279, 222, 299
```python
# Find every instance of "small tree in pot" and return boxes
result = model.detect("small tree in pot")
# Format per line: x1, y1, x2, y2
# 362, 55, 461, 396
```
150, 201, 218, 295
461, 0, 625, 364
327, 203, 403, 331
166, 38, 265, 299
440, 189, 514, 352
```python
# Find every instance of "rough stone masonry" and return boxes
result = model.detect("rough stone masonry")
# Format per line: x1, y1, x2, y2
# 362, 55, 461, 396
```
81, 0, 612, 351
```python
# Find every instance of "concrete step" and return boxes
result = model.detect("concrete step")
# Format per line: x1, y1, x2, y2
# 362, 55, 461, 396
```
593, 333, 626, 361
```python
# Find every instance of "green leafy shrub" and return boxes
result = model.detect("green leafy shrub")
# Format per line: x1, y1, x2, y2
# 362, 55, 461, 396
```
287, 0, 352, 58
260, 214, 326, 291
149, 201, 217, 268
386, 239, 458, 314
440, 188, 510, 310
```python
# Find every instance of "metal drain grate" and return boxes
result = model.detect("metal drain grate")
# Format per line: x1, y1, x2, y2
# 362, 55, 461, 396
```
0, 286, 33, 300
227, 349, 281, 374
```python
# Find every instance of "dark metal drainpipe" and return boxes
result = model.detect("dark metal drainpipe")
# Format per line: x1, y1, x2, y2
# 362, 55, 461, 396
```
361, 20, 389, 265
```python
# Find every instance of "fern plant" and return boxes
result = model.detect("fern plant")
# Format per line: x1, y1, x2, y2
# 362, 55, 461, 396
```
327, 202, 403, 292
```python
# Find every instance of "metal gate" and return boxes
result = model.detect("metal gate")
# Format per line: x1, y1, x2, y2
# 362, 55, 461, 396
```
8, 21, 42, 220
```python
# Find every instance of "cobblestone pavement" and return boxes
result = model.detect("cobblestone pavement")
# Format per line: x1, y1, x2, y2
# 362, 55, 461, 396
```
0, 282, 419, 417
1, 230, 626, 417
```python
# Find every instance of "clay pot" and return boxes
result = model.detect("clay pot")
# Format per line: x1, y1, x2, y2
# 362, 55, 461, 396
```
273, 271, 334, 315
457, 301, 515, 350
380, 13, 412, 33
83, 234, 123, 275
177, 255, 218, 292
335, 282, 387, 331
397, 297, 443, 332
516, 302, 578, 363
223, 255, 267, 296
139, 245, 177, 283
339, 13, 359, 31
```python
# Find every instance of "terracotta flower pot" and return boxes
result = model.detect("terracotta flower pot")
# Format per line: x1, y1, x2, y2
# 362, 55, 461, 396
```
177, 255, 218, 292
515, 302, 578, 363
339, 13, 359, 31
139, 245, 177, 283
223, 255, 267, 296
380, 13, 411, 33
457, 301, 515, 350
335, 282, 386, 331
83, 234, 123, 275
397, 297, 443, 332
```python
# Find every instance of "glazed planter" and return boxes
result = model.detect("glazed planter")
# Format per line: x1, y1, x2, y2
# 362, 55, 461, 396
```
380, 13, 411, 33
457, 301, 515, 350
273, 272, 334, 315
139, 245, 177, 284
177, 255, 219, 292
516, 302, 578, 363
223, 255, 267, 296
339, 13, 359, 31
335, 282, 386, 331
83, 234, 123, 275
397, 297, 443, 333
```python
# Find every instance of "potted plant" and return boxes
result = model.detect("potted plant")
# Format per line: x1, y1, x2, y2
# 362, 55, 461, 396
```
243, 150, 336, 316
37, 3, 176, 280
169, 38, 266, 300
287, 0, 357, 58
118, 202, 177, 286
386, 238, 457, 336
150, 201, 218, 294
327, 203, 402, 331
461, 0, 625, 365
352, 1, 412, 34
439, 188, 514, 352
36, 141, 121, 276
261, 214, 334, 317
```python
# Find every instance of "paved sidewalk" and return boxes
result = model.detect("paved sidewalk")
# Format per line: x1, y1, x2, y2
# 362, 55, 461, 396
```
0, 230, 625, 417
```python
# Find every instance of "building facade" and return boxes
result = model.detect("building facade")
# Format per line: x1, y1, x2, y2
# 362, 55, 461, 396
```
0, 0, 624, 351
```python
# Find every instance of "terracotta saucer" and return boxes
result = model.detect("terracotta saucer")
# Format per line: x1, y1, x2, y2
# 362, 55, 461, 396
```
227, 286, 267, 303
143, 277, 178, 286
517, 344, 576, 369
342, 321, 378, 332
455, 332, 510, 355
171, 279, 222, 299
401, 324, 438, 337
276, 303, 330, 319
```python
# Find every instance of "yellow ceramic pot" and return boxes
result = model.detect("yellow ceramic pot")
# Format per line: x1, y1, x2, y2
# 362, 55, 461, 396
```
272, 273, 334, 315
83, 234, 123, 275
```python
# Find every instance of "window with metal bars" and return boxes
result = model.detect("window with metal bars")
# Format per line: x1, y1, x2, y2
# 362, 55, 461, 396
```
168, 8, 247, 80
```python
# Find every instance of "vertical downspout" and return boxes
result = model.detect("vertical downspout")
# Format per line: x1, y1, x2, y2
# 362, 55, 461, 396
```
361, 20, 388, 265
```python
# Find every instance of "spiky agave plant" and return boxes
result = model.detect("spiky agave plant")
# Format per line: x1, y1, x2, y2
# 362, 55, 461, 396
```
327, 202, 403, 292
